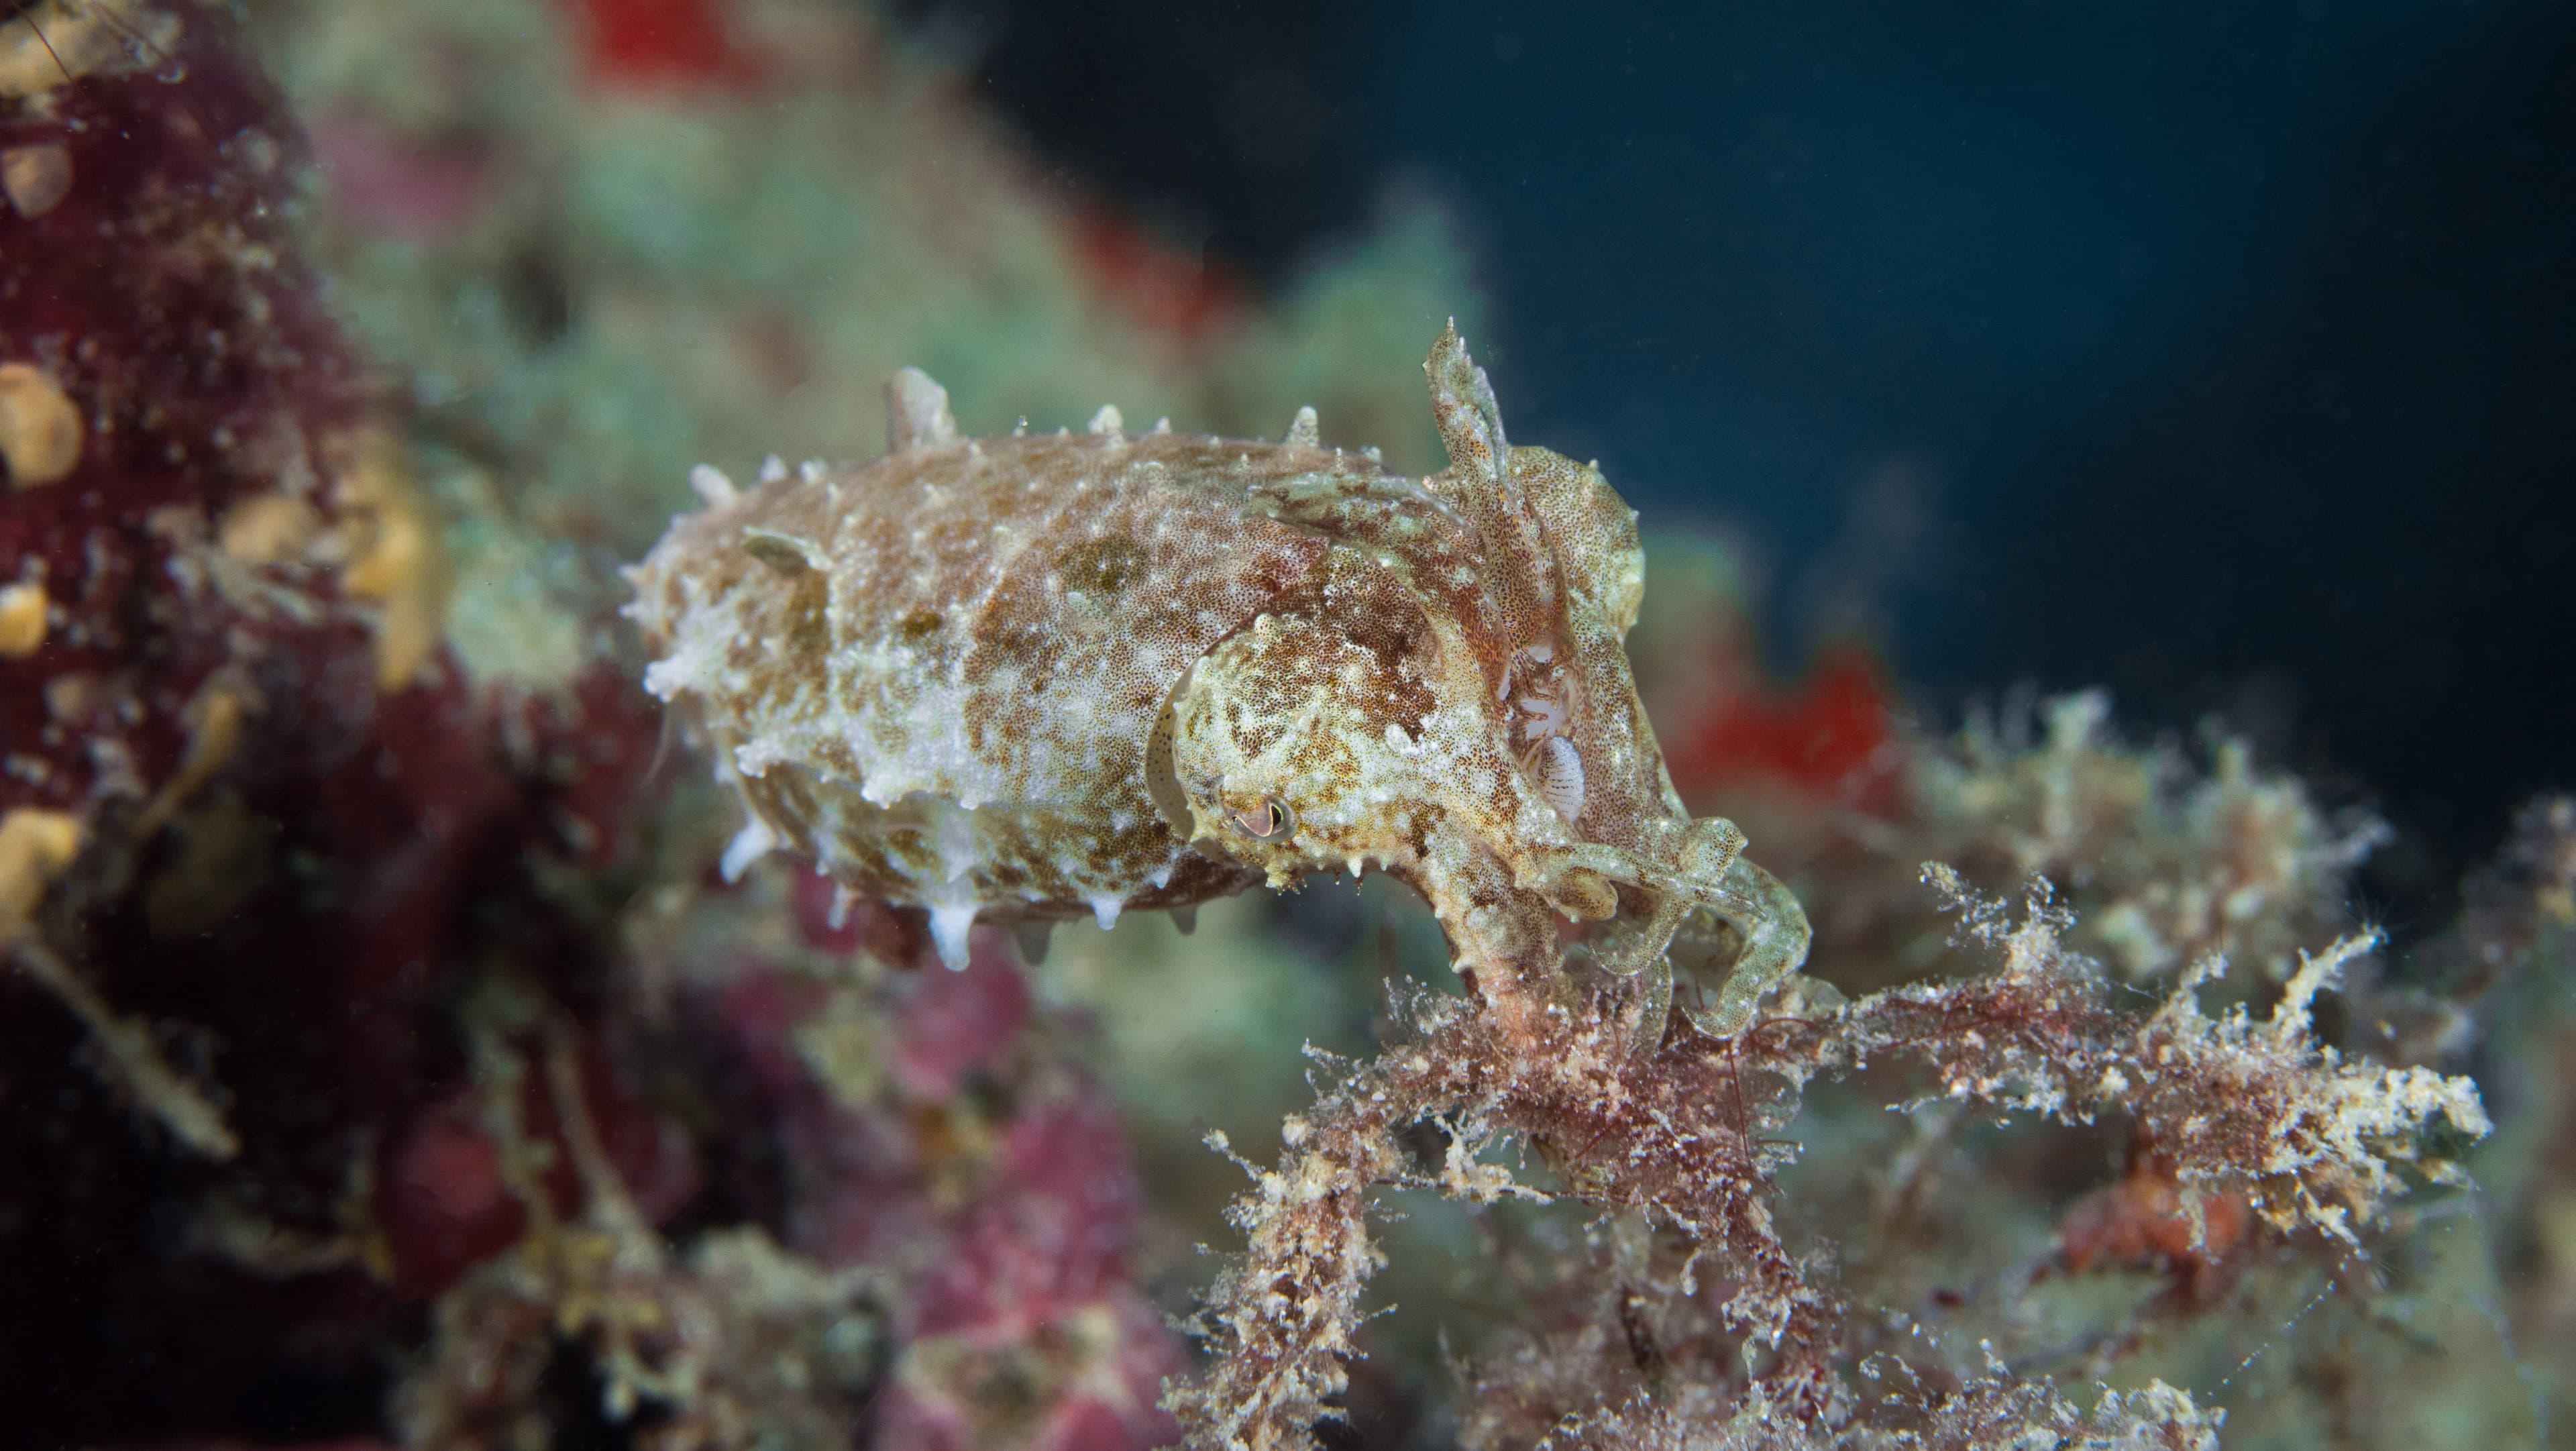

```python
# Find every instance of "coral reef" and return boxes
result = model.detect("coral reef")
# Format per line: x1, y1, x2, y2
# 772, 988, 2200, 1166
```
1911, 694, 2386, 988
0, 0, 1470, 1444
1, 2, 2569, 1449
1162, 875, 2482, 1449
0, 4, 665, 1439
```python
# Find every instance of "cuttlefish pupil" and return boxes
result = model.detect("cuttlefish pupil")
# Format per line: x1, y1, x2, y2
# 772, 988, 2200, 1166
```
1231, 797, 1293, 840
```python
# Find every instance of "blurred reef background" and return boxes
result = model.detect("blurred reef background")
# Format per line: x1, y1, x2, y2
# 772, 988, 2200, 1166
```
918, 0, 2576, 919
0, 1, 2570, 1448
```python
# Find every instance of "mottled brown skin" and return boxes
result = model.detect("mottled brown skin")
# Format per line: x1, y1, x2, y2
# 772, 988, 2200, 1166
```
630, 328, 1808, 1038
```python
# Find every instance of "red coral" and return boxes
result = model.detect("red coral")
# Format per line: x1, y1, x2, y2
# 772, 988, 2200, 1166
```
496, 665, 665, 870
380, 1104, 523, 1297
909, 1097, 1147, 1336
883, 1091, 1183, 1451
1066, 204, 1248, 351
380, 1042, 700, 1298
0, 7, 372, 816
555, 0, 765, 93
889, 931, 1032, 1099
1662, 637, 1904, 814
790, 869, 933, 961
708, 946, 1182, 1451
2057, 1146, 2255, 1302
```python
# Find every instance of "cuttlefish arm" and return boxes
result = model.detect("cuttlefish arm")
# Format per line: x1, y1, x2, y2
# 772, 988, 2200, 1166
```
1536, 818, 1813, 1039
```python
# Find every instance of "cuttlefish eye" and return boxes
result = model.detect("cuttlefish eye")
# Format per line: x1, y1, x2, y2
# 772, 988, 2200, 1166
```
1230, 796, 1293, 840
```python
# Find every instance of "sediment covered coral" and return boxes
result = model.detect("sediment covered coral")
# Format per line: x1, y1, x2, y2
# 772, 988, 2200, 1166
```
1162, 869, 2483, 1450
1911, 693, 2385, 987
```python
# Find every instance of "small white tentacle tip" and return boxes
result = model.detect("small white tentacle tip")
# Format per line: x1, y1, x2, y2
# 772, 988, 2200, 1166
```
1087, 404, 1124, 436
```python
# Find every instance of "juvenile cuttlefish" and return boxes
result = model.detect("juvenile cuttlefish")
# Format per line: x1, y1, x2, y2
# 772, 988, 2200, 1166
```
627, 325, 1809, 1042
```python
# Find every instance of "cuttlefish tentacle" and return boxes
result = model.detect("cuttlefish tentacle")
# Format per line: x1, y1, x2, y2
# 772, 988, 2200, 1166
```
1531, 818, 1811, 1040
1689, 851, 1811, 1036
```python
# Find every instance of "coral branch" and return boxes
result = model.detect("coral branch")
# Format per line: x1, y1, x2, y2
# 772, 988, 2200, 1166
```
1915, 692, 2386, 985
1173, 861, 2489, 1448
7, 936, 237, 1158
1168, 983, 1841, 1450
1833, 867, 2489, 1246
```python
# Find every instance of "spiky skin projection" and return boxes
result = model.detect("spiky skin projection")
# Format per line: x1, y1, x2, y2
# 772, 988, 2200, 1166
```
628, 328, 1809, 1036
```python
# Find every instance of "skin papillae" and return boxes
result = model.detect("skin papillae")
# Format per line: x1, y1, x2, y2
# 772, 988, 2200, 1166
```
627, 325, 1809, 1041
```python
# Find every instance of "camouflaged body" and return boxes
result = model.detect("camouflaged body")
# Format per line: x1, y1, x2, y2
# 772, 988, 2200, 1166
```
629, 426, 1356, 938
631, 329, 1807, 1036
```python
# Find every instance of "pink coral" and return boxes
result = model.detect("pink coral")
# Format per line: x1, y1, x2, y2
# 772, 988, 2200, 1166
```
708, 941, 1184, 1451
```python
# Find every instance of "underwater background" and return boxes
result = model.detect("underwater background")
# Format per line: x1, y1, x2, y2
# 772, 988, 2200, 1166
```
925, 0, 2576, 916
0, 2, 2570, 1448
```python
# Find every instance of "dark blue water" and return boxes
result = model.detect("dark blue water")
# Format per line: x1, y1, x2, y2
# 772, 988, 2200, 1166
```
910, 0, 2576, 906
